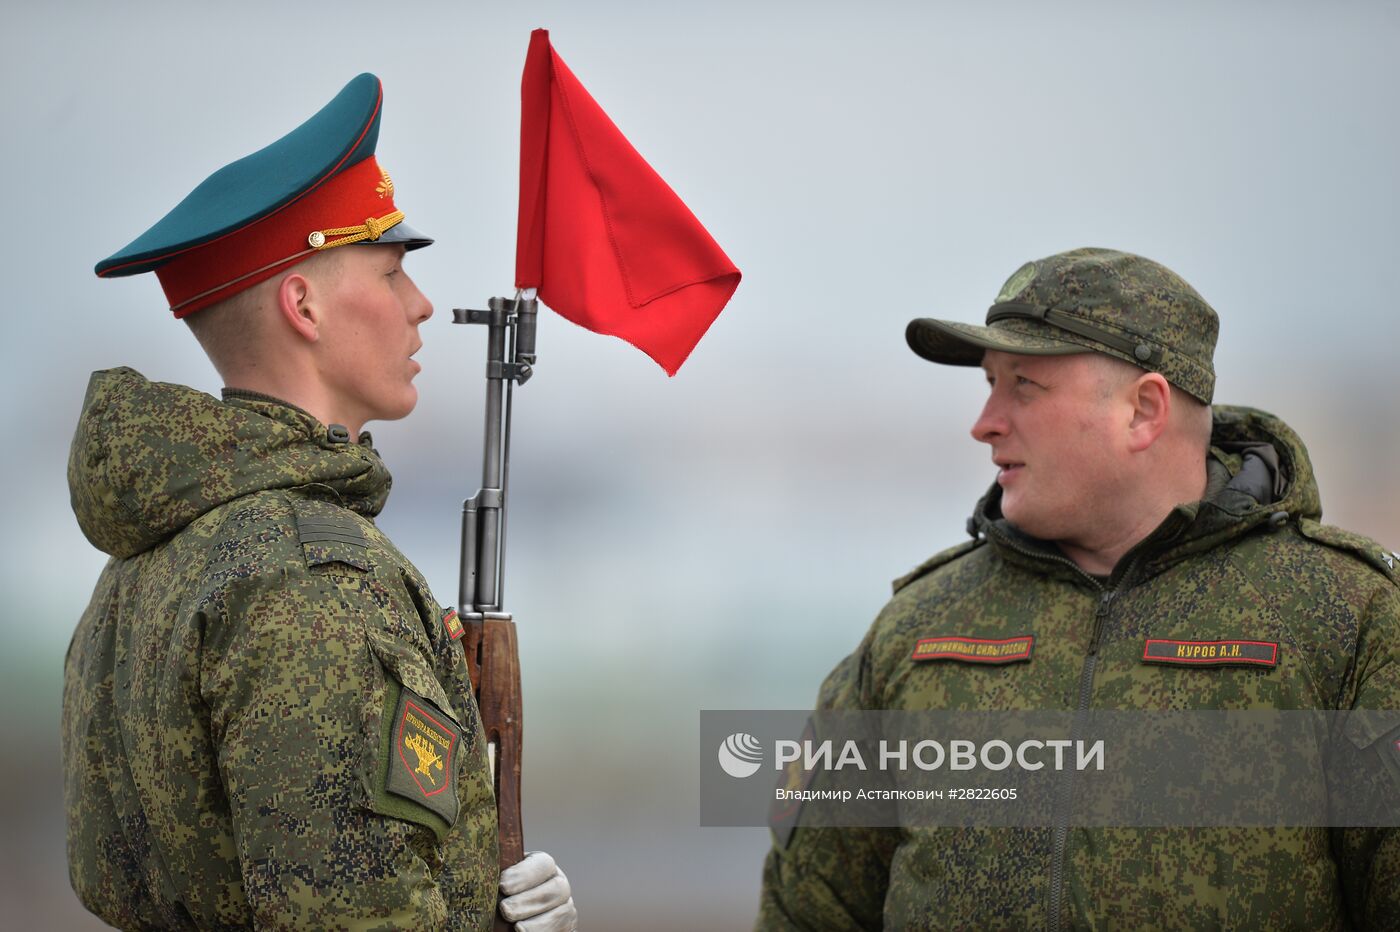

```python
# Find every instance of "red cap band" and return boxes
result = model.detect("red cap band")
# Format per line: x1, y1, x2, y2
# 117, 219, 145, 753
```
156, 156, 401, 318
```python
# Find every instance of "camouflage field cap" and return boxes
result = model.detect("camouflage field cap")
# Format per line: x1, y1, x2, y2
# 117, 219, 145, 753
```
906, 248, 1219, 403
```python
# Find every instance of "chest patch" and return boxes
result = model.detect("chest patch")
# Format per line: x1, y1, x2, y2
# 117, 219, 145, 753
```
442, 607, 465, 641
386, 685, 461, 824
911, 635, 1034, 664
1141, 639, 1278, 668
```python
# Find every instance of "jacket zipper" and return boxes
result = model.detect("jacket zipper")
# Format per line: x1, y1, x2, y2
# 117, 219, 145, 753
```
984, 526, 1142, 931
1047, 588, 1116, 931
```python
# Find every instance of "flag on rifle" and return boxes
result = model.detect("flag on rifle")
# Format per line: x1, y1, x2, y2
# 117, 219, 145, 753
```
515, 28, 742, 375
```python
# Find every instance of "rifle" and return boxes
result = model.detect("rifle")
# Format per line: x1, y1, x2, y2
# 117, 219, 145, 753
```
453, 292, 537, 927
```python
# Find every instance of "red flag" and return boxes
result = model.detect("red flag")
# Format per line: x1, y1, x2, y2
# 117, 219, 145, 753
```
515, 29, 741, 376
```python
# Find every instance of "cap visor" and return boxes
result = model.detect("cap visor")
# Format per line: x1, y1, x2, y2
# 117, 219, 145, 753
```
355, 220, 434, 251
906, 318, 1086, 366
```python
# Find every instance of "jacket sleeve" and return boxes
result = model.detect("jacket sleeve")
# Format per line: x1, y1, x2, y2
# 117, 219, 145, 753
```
202, 569, 496, 931
1334, 584, 1400, 930
755, 636, 899, 931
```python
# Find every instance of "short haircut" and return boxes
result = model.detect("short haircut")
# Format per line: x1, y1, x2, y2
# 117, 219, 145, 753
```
183, 283, 267, 378
183, 249, 345, 377
1092, 353, 1214, 451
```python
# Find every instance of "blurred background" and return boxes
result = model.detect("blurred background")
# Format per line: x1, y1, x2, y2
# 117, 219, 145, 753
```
8, 0, 1399, 927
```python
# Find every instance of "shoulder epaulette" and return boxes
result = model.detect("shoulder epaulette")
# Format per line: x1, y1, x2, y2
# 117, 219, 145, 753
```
892, 538, 985, 594
292, 498, 371, 572
1296, 518, 1399, 584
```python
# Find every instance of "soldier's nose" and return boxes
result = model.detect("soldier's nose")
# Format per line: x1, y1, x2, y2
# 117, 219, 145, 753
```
971, 401, 1007, 444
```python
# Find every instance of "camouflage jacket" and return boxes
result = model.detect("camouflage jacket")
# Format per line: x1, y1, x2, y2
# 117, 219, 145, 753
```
63, 368, 498, 930
758, 406, 1400, 931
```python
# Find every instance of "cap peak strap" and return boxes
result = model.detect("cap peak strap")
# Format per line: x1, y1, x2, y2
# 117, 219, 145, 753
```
987, 301, 1161, 366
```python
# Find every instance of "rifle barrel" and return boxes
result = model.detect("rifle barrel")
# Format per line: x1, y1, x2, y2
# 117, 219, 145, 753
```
452, 295, 535, 919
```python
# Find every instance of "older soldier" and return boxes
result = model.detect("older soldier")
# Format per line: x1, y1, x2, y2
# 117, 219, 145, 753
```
64, 74, 576, 931
757, 248, 1400, 929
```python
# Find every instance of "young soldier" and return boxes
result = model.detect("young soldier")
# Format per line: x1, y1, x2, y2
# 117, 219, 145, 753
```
757, 248, 1400, 929
64, 74, 576, 931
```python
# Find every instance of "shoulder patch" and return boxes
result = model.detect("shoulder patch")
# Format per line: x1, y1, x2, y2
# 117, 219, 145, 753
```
1296, 519, 1398, 584
388, 683, 461, 824
370, 677, 460, 843
893, 538, 984, 594
292, 499, 370, 571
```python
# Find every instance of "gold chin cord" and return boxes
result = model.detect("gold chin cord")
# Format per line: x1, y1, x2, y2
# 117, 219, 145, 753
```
308, 210, 406, 249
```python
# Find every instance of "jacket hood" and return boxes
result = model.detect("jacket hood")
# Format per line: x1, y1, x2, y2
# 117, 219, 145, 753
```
971, 404, 1322, 576
69, 367, 393, 558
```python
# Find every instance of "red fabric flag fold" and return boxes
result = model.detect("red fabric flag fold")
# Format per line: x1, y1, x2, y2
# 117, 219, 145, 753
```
515, 29, 741, 375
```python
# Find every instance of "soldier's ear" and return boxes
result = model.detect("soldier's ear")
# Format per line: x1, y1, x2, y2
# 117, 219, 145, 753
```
1125, 372, 1171, 453
275, 272, 321, 344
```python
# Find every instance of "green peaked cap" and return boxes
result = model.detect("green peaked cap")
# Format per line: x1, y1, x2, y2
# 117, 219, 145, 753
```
95, 73, 429, 278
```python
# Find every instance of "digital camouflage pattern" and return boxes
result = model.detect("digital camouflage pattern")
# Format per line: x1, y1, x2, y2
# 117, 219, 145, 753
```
907, 248, 1220, 402
63, 367, 498, 930
758, 406, 1400, 930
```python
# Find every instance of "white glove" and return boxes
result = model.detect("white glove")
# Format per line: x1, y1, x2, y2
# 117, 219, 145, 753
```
499, 851, 577, 931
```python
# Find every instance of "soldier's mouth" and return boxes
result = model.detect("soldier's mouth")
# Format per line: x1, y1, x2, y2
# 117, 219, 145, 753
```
995, 462, 1024, 483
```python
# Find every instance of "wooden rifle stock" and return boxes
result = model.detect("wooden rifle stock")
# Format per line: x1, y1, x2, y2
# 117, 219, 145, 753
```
465, 615, 524, 868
